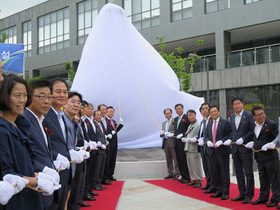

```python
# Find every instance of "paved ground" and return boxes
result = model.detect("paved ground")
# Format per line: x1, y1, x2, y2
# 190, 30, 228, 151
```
115, 148, 261, 210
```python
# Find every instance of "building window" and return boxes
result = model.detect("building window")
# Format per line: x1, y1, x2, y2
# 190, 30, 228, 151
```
244, 0, 261, 4
2, 26, 17, 44
106, 0, 114, 3
226, 85, 280, 122
205, 0, 230, 14
38, 7, 69, 54
77, 0, 98, 45
22, 21, 32, 57
124, 0, 160, 30
191, 90, 219, 107
171, 0, 193, 22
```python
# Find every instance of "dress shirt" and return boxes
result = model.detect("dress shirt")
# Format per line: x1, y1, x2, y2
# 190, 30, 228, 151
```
199, 116, 210, 138
101, 117, 107, 131
51, 106, 66, 141
212, 117, 220, 137
177, 114, 183, 129
81, 115, 88, 133
254, 121, 264, 138
235, 110, 244, 129
86, 116, 96, 133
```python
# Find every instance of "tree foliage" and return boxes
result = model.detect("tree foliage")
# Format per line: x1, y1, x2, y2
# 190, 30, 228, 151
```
156, 36, 203, 92
25, 76, 45, 83
65, 61, 76, 87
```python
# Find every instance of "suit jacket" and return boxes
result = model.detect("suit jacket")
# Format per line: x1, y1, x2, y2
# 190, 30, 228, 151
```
161, 118, 175, 149
184, 120, 200, 152
84, 117, 98, 155
43, 107, 71, 185
253, 119, 278, 162
94, 121, 107, 155
230, 110, 254, 154
273, 117, 280, 160
205, 117, 232, 157
174, 114, 191, 136
107, 117, 123, 149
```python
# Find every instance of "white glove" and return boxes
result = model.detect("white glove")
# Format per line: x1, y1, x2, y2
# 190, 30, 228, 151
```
191, 138, 197, 143
37, 176, 54, 196
0, 181, 15, 205
78, 149, 90, 160
3, 174, 28, 194
215, 140, 223, 148
106, 140, 109, 145
106, 134, 112, 139
119, 118, 123, 124
37, 172, 58, 186
181, 138, 187, 143
53, 160, 68, 171
83, 140, 89, 150
101, 144, 106, 150
177, 134, 183, 139
223, 139, 232, 146
97, 141, 102, 147
236, 138, 244, 145
198, 138, 204, 146
167, 133, 174, 138
160, 130, 165, 135
112, 130, 116, 135
56, 154, 70, 169
207, 141, 214, 148
245, 141, 254, 149
89, 141, 98, 150
42, 166, 60, 185
261, 144, 268, 151
69, 149, 84, 164
267, 142, 276, 150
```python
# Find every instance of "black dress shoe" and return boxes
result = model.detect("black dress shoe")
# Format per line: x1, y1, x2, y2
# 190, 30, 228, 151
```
266, 201, 278, 207
210, 193, 222, 198
221, 195, 229, 200
204, 188, 216, 194
80, 202, 91, 207
199, 185, 210, 190
83, 195, 96, 201
93, 186, 103, 191
89, 191, 99, 196
101, 180, 112, 185
99, 185, 107, 189
193, 181, 201, 188
178, 179, 190, 184
251, 199, 267, 205
243, 197, 251, 204
173, 176, 178, 180
231, 196, 245, 201
186, 180, 196, 186
164, 175, 174, 179
109, 176, 117, 181
277, 205, 280, 209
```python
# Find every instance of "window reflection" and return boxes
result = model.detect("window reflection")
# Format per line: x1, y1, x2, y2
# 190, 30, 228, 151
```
22, 21, 32, 57
171, 0, 193, 22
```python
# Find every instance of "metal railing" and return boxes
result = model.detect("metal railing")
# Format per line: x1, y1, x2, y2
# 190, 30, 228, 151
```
227, 43, 280, 68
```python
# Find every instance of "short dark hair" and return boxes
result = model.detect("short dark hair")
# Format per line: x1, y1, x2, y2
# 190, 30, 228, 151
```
163, 108, 172, 114
49, 78, 69, 92
187, 109, 196, 115
209, 105, 219, 112
93, 110, 101, 116
68, 91, 83, 102
251, 106, 264, 116
232, 97, 243, 105
29, 79, 52, 94
107, 106, 115, 111
175, 104, 183, 109
200, 102, 210, 109
98, 104, 107, 110
0, 74, 32, 111
82, 100, 88, 107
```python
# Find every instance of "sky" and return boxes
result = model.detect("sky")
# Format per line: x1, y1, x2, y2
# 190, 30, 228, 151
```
0, 0, 47, 19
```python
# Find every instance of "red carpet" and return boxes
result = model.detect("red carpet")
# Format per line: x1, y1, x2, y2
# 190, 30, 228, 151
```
81, 181, 124, 210
145, 179, 270, 210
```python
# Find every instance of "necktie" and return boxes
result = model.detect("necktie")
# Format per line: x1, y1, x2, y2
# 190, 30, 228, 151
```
213, 120, 217, 145
202, 119, 206, 139
102, 118, 107, 131
177, 117, 181, 129
110, 119, 115, 130
166, 120, 170, 139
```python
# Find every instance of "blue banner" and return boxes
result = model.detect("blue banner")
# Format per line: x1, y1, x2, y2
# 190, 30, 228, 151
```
0, 43, 24, 74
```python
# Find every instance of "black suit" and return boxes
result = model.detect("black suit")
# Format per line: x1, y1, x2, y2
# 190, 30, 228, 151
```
174, 114, 191, 181
253, 119, 279, 203
230, 110, 255, 199
206, 117, 231, 196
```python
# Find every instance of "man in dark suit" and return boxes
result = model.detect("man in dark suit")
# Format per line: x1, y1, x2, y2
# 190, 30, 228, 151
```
22, 79, 61, 209
229, 97, 255, 204
205, 106, 231, 200
43, 79, 72, 210
197, 103, 215, 193
173, 104, 191, 183
106, 106, 123, 181
246, 106, 279, 207
160, 108, 179, 179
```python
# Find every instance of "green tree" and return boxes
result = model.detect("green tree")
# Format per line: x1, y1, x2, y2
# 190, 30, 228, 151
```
65, 61, 76, 87
0, 18, 8, 43
156, 36, 203, 92
25, 76, 45, 83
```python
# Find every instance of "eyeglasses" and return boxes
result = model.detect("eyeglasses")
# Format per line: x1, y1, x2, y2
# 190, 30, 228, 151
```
33, 95, 54, 101
68, 99, 82, 106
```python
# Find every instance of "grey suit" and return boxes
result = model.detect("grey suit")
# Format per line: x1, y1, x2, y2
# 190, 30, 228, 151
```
161, 118, 179, 177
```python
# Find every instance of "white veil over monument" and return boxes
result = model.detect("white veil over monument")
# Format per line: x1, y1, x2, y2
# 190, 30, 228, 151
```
71, 3, 204, 149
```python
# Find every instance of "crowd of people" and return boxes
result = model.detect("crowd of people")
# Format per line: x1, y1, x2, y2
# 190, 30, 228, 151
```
161, 101, 280, 208
0, 59, 123, 210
